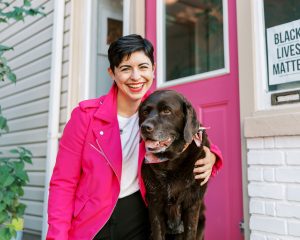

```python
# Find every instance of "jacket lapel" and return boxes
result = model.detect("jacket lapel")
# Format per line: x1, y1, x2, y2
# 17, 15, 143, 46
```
92, 125, 122, 182
92, 85, 122, 182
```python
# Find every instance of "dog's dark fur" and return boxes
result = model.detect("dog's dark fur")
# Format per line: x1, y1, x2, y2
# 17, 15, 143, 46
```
139, 90, 210, 240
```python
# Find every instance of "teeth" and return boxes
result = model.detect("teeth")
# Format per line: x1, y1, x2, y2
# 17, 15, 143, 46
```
128, 83, 144, 89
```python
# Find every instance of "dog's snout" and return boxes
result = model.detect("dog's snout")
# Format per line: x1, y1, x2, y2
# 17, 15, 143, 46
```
141, 122, 154, 133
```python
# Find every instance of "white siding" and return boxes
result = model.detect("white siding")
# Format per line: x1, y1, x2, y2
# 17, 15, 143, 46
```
60, 0, 71, 130
0, 0, 53, 238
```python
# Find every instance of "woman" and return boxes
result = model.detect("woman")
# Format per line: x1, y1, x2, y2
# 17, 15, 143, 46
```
46, 34, 223, 240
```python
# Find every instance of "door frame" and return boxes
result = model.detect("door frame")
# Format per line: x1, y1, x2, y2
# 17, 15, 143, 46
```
66, 0, 94, 118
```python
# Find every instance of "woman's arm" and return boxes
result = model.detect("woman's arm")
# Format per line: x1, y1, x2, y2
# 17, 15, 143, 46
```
47, 107, 89, 239
193, 144, 223, 185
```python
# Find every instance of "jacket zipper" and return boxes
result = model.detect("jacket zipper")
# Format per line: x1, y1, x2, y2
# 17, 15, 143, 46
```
91, 139, 120, 239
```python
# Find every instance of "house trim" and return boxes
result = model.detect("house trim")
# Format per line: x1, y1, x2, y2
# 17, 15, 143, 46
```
244, 112, 300, 138
236, 0, 255, 238
128, 0, 145, 36
67, 0, 94, 118
42, 0, 65, 238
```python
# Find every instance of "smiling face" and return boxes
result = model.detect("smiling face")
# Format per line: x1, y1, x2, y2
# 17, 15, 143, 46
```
108, 51, 155, 109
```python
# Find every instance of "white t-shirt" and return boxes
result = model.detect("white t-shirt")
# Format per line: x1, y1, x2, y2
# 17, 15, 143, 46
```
117, 112, 140, 198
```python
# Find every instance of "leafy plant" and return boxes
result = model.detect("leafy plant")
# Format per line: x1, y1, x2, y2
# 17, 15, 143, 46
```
0, 106, 9, 133
0, 148, 32, 240
0, 1, 44, 239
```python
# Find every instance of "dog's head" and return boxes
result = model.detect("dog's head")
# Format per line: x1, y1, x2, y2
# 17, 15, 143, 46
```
139, 90, 202, 157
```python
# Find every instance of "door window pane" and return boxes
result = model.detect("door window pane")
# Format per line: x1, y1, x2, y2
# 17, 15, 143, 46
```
107, 18, 123, 45
96, 0, 123, 97
264, 0, 300, 91
165, 0, 224, 81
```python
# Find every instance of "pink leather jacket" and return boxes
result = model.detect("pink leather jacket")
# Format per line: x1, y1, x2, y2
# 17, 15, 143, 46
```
46, 84, 223, 240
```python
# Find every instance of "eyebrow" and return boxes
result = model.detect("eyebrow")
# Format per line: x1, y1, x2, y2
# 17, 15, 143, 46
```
119, 63, 150, 69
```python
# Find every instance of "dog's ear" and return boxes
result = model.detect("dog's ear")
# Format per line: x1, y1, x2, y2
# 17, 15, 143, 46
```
183, 100, 199, 143
201, 129, 210, 148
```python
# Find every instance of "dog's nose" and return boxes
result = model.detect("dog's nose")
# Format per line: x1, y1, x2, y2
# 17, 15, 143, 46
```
141, 122, 154, 133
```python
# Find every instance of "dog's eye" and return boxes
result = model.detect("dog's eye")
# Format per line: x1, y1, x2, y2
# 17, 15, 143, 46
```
142, 110, 149, 116
162, 109, 171, 115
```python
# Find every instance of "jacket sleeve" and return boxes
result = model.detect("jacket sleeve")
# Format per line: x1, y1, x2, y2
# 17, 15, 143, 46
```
210, 143, 223, 177
46, 106, 90, 239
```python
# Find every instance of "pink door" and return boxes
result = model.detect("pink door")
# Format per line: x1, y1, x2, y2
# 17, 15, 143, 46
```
146, 0, 243, 239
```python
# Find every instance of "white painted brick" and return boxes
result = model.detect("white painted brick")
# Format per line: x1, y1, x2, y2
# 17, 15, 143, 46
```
276, 168, 300, 183
277, 203, 300, 219
267, 236, 283, 240
287, 186, 300, 201
248, 167, 263, 181
288, 220, 300, 237
251, 232, 267, 240
248, 183, 285, 200
279, 236, 300, 240
264, 137, 275, 148
275, 136, 300, 148
266, 237, 280, 240
248, 150, 285, 165
247, 138, 264, 149
250, 199, 265, 214
247, 136, 300, 240
250, 215, 287, 234
264, 168, 275, 182
265, 201, 276, 216
286, 151, 300, 165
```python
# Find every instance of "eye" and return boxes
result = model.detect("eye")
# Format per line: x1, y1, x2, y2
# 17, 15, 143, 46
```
161, 108, 171, 115
140, 65, 148, 70
142, 110, 149, 116
121, 68, 130, 72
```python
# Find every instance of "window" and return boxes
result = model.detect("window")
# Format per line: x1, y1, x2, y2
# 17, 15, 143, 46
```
157, 0, 229, 87
264, 0, 300, 92
253, 0, 300, 109
96, 0, 124, 97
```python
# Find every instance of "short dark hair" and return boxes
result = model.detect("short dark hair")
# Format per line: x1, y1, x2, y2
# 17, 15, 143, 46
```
108, 34, 154, 72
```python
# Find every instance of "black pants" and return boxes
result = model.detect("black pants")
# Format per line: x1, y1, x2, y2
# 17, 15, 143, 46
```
93, 191, 150, 240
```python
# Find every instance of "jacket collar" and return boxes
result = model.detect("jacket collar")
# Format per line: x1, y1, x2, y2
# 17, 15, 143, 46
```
93, 83, 118, 123
93, 83, 152, 123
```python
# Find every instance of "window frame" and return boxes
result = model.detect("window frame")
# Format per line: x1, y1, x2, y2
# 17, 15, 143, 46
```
156, 0, 230, 88
252, 0, 300, 110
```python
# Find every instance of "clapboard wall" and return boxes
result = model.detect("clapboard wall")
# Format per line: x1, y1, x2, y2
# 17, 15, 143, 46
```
60, 0, 70, 130
0, 0, 70, 238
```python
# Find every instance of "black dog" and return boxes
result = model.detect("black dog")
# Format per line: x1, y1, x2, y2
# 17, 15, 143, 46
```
139, 90, 210, 240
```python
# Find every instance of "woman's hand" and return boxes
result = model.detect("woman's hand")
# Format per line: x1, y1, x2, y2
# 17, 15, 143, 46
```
193, 146, 216, 186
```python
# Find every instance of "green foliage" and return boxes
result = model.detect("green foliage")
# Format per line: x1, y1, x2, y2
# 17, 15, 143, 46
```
0, 45, 16, 84
0, 106, 9, 133
0, 226, 16, 240
0, 148, 32, 239
0, 1, 44, 239
0, 0, 45, 83
0, 0, 45, 23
